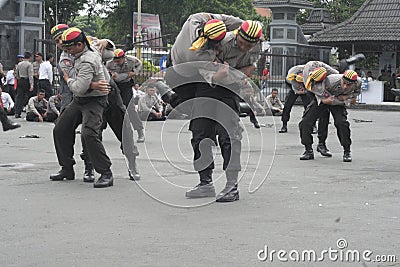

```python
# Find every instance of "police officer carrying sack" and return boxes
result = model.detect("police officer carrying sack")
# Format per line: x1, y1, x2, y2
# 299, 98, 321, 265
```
280, 65, 313, 133
50, 27, 114, 188
299, 65, 361, 162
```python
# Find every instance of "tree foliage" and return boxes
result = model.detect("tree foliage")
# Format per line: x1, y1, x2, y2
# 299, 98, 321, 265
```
297, 0, 365, 25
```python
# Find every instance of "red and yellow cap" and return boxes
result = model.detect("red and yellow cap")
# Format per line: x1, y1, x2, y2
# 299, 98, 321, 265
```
305, 67, 327, 90
50, 24, 69, 39
61, 27, 85, 47
189, 19, 227, 51
113, 49, 125, 60
342, 70, 358, 83
238, 20, 262, 43
287, 73, 304, 83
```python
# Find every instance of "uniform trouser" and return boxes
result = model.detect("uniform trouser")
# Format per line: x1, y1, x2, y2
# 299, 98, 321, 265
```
281, 90, 311, 123
14, 78, 30, 116
116, 81, 134, 107
0, 107, 12, 129
31, 78, 39, 98
44, 112, 58, 122
190, 84, 242, 182
53, 95, 112, 174
319, 104, 351, 150
299, 98, 351, 151
164, 70, 197, 116
60, 92, 73, 112
81, 87, 139, 171
38, 79, 53, 100
115, 81, 143, 131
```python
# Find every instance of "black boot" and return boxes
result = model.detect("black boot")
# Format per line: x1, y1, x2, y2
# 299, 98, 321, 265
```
185, 169, 215, 198
154, 81, 175, 103
300, 147, 314, 160
50, 167, 75, 181
279, 122, 287, 133
317, 143, 332, 157
93, 172, 113, 188
83, 165, 95, 183
137, 129, 145, 143
81, 153, 95, 182
216, 171, 239, 202
249, 113, 260, 129
343, 151, 352, 162
129, 157, 141, 181
1, 111, 21, 132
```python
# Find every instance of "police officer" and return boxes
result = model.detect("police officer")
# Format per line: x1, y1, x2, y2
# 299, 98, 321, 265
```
50, 24, 141, 181
299, 65, 361, 162
198, 20, 262, 202
50, 27, 113, 188
279, 65, 312, 133
14, 51, 34, 118
106, 49, 145, 143
160, 13, 243, 113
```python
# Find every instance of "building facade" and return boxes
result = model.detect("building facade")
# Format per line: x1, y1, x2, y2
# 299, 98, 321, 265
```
0, 0, 44, 69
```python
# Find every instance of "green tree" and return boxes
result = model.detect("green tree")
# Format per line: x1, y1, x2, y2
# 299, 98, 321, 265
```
297, 0, 365, 25
44, 0, 90, 38
69, 15, 100, 36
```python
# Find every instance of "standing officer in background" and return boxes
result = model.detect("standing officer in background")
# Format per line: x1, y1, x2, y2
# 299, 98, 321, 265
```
106, 49, 145, 143
106, 48, 142, 107
299, 64, 361, 162
50, 27, 113, 188
51, 24, 141, 182
37, 52, 55, 100
14, 52, 34, 119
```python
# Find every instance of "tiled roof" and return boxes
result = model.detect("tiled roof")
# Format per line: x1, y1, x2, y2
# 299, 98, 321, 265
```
309, 0, 400, 44
254, 0, 314, 8
301, 8, 334, 35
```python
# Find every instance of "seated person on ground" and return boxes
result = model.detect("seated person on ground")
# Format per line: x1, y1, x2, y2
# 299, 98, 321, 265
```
26, 89, 48, 122
264, 88, 284, 116
0, 87, 15, 115
137, 85, 166, 121
45, 92, 62, 122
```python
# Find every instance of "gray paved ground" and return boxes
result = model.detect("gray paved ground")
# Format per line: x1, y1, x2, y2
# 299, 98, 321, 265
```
1, 106, 399, 267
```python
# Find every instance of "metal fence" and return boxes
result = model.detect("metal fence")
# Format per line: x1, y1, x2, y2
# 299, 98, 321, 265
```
133, 47, 320, 103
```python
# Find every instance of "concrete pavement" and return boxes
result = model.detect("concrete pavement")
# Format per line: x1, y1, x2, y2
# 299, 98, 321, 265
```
0, 106, 399, 266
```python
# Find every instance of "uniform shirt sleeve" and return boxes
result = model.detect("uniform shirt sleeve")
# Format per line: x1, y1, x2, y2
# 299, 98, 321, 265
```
60, 58, 77, 79
28, 97, 40, 115
28, 63, 34, 87
212, 14, 243, 31
67, 61, 94, 95
138, 95, 152, 113
49, 96, 60, 115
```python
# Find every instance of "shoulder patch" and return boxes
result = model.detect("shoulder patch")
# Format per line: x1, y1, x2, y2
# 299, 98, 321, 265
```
62, 59, 73, 67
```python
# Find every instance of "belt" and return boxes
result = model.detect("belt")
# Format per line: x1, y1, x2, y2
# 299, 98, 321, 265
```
39, 79, 50, 81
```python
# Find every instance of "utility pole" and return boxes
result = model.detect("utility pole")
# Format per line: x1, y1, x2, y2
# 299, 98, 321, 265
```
135, 0, 142, 60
